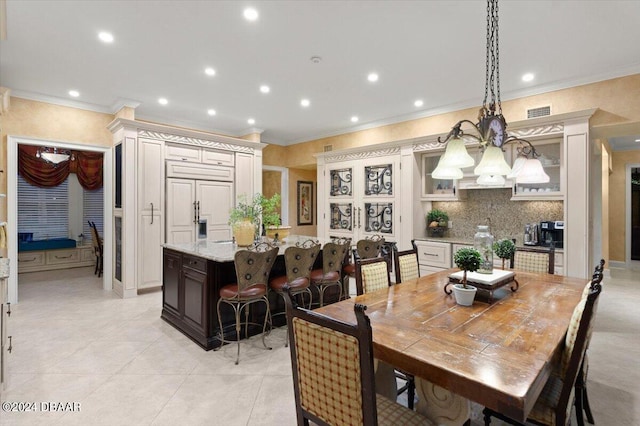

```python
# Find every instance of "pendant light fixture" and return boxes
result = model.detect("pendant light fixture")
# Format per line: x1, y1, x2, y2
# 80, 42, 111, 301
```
433, 0, 549, 185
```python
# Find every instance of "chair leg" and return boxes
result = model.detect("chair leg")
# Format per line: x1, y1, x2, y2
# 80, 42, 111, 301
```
215, 299, 227, 350
94, 255, 99, 275
575, 388, 586, 426
407, 376, 415, 410
261, 297, 272, 351
234, 303, 241, 365
583, 385, 595, 424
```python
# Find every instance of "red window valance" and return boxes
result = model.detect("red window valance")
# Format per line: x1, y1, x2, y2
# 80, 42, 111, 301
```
18, 145, 104, 190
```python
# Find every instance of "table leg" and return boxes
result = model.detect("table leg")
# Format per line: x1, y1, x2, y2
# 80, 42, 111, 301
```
415, 377, 470, 426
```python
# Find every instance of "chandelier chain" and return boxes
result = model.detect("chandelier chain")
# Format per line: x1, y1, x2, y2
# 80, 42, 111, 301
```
495, 0, 501, 113
484, 0, 490, 109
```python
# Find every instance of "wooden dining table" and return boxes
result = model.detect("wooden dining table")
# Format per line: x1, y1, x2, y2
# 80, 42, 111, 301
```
315, 268, 589, 422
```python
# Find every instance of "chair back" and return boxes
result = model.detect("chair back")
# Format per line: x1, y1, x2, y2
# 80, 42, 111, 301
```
355, 257, 391, 295
554, 260, 604, 424
322, 240, 350, 275
233, 244, 279, 294
513, 246, 554, 274
282, 288, 377, 426
355, 235, 384, 260
88, 221, 102, 255
284, 239, 321, 283
394, 243, 420, 283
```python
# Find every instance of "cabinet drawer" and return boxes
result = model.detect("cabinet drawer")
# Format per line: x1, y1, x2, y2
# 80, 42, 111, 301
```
81, 247, 96, 262
414, 241, 451, 268
554, 252, 564, 268
18, 251, 45, 267
202, 149, 234, 167
165, 144, 201, 162
46, 249, 80, 265
166, 161, 234, 182
183, 254, 207, 273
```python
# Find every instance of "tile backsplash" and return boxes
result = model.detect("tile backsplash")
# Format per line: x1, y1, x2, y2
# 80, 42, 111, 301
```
431, 188, 563, 245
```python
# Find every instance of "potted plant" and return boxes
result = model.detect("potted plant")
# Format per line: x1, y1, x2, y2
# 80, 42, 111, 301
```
229, 194, 262, 246
258, 193, 291, 242
426, 209, 449, 237
452, 247, 482, 306
493, 239, 516, 270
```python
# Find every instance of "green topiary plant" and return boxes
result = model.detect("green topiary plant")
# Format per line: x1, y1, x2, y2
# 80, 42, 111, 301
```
426, 209, 449, 237
257, 193, 281, 228
493, 239, 516, 270
453, 247, 482, 287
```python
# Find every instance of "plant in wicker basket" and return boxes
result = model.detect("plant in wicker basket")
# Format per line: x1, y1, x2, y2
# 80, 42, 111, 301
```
426, 209, 449, 237
493, 239, 516, 270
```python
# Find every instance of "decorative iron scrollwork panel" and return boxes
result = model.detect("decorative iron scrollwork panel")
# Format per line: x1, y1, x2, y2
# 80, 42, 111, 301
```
364, 203, 392, 234
330, 168, 353, 196
364, 164, 392, 196
329, 203, 353, 231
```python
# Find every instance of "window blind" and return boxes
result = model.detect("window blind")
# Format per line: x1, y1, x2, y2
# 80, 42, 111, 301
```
83, 187, 104, 240
18, 174, 69, 240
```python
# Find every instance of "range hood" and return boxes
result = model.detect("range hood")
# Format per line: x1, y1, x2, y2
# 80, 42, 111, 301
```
457, 176, 513, 190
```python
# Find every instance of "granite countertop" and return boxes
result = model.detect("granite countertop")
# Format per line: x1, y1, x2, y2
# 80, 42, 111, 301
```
413, 236, 564, 253
163, 234, 325, 262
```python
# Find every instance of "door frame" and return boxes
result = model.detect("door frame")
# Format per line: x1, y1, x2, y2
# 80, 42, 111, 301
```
7, 135, 113, 303
627, 163, 640, 270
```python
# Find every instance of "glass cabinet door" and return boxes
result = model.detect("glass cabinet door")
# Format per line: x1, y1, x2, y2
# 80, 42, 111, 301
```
421, 153, 457, 200
512, 138, 563, 199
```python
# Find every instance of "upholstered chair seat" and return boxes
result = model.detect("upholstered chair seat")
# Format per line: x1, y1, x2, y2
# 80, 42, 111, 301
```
219, 283, 267, 300
268, 275, 309, 291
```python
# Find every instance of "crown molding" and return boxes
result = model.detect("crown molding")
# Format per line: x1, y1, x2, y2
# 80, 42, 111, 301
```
10, 90, 113, 114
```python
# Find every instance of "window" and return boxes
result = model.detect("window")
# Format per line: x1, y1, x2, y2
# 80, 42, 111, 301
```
18, 175, 69, 240
83, 186, 104, 241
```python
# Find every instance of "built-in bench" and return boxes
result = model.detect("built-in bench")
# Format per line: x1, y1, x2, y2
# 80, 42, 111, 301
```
18, 241, 95, 273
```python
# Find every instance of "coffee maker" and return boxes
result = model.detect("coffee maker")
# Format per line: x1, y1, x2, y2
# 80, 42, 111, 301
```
524, 223, 539, 246
540, 221, 564, 248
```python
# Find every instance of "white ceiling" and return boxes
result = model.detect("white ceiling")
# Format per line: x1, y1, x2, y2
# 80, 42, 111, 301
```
2, 1, 640, 146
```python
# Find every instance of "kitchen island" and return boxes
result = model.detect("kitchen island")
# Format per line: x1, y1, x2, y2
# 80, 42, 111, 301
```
161, 236, 335, 350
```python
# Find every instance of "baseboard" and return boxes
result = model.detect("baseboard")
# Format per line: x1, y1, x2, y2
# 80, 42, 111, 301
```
609, 260, 626, 269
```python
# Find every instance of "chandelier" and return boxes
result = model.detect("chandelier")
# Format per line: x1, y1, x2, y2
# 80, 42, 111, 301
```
433, 0, 549, 185
35, 146, 75, 166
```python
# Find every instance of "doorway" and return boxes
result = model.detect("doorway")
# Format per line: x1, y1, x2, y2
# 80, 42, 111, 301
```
7, 136, 113, 304
262, 166, 289, 225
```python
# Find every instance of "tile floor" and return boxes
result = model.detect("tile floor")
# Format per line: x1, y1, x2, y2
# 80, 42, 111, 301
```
1, 266, 639, 425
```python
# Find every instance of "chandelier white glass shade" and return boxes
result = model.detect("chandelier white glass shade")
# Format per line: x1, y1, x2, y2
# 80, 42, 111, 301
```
432, 0, 550, 186
514, 158, 550, 184
35, 147, 74, 165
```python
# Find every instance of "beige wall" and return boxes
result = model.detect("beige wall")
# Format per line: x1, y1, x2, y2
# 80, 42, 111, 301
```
610, 150, 640, 262
262, 170, 282, 218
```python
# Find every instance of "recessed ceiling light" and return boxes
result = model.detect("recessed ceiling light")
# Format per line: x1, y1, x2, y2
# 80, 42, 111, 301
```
260, 85, 270, 94
367, 73, 379, 83
522, 73, 535, 82
68, 90, 80, 98
248, 118, 255, 125
158, 98, 168, 105
635, 139, 640, 143
98, 32, 114, 43
414, 99, 424, 107
204, 67, 216, 76
351, 116, 359, 123
207, 109, 216, 116
300, 99, 310, 107
244, 8, 258, 21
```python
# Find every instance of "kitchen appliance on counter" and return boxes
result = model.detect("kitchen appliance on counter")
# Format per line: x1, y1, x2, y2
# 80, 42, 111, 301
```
540, 221, 564, 248
524, 223, 539, 246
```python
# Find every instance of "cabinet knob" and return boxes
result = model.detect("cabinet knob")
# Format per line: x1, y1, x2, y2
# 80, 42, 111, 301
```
7, 336, 12, 353
6, 301, 10, 316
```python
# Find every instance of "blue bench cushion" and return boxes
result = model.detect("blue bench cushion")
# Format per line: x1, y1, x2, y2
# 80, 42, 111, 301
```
18, 238, 77, 252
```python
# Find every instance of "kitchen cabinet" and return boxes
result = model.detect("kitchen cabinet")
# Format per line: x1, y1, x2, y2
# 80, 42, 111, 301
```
510, 137, 563, 200
166, 178, 233, 244
17, 247, 95, 273
413, 240, 451, 276
165, 143, 235, 167
138, 138, 163, 289
323, 155, 401, 243
421, 152, 460, 200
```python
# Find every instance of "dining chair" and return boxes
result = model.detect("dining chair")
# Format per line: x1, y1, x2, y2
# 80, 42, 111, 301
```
513, 246, 555, 274
355, 257, 392, 296
269, 239, 320, 346
482, 259, 605, 426
393, 242, 420, 283
575, 259, 605, 426
215, 242, 279, 364
310, 239, 350, 307
343, 235, 385, 296
281, 286, 435, 426
88, 221, 103, 277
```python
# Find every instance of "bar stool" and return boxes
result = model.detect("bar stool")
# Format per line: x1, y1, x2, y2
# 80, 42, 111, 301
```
310, 238, 350, 307
269, 239, 320, 346
216, 243, 278, 364
342, 235, 385, 296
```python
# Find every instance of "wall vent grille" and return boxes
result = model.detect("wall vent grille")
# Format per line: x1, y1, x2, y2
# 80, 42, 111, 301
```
527, 105, 551, 119
324, 145, 333, 152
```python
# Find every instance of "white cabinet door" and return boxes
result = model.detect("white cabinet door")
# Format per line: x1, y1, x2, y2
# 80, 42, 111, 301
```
197, 180, 233, 241
166, 178, 197, 244
139, 139, 163, 214
138, 212, 163, 289
325, 155, 400, 244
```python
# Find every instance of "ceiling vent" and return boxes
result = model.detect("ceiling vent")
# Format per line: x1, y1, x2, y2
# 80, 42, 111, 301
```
527, 105, 551, 119
324, 145, 333, 152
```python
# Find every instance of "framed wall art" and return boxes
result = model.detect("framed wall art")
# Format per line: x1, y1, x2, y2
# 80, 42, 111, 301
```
297, 181, 313, 225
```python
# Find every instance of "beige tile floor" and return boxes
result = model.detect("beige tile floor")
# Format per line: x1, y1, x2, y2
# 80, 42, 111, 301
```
1, 266, 638, 425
